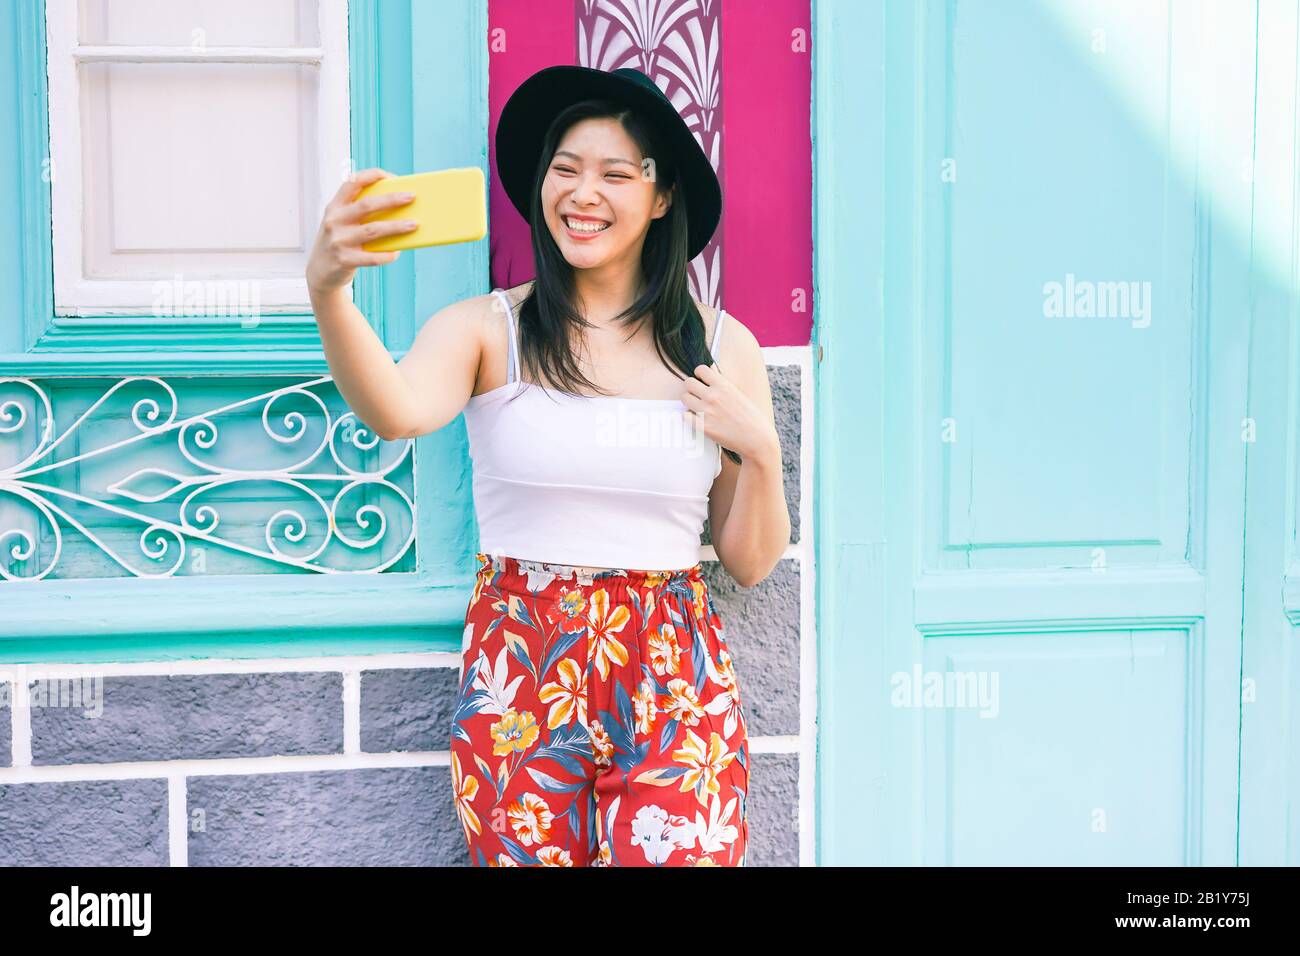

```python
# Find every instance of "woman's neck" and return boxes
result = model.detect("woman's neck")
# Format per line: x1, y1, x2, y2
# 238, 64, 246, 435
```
572, 266, 646, 326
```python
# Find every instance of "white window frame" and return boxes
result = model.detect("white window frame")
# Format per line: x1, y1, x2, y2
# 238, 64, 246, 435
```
44, 0, 352, 315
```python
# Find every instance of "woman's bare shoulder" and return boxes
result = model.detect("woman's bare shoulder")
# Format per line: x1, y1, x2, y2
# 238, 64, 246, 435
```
503, 280, 536, 309
432, 280, 533, 335
693, 298, 720, 342
692, 298, 754, 350
693, 298, 761, 383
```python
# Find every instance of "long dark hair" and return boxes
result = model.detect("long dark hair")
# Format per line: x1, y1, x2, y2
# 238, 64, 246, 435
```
500, 98, 742, 466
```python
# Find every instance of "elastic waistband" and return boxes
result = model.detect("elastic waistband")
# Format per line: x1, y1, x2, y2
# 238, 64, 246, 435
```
475, 551, 703, 592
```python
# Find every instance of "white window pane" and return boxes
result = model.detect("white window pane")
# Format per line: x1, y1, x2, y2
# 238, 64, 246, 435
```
79, 0, 320, 47
79, 61, 318, 279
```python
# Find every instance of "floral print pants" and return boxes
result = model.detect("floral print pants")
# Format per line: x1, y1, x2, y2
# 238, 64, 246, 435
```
450, 551, 751, 866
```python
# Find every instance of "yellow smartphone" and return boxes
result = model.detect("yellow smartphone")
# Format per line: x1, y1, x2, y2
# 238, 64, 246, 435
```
355, 167, 487, 252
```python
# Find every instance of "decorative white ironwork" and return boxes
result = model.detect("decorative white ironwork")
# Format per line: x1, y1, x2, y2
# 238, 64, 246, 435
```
0, 375, 416, 581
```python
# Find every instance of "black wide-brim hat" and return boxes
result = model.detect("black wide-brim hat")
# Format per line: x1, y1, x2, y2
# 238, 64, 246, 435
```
495, 65, 722, 261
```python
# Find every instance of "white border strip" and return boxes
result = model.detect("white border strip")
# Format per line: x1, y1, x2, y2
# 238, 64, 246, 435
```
167, 775, 187, 866
795, 345, 817, 866
0, 751, 451, 785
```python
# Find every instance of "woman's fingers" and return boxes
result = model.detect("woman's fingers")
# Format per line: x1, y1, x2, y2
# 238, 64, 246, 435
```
308, 170, 408, 292
683, 365, 724, 400
332, 218, 418, 253
357, 217, 420, 239
328, 168, 417, 223
336, 248, 401, 268
335, 189, 416, 226
329, 167, 390, 206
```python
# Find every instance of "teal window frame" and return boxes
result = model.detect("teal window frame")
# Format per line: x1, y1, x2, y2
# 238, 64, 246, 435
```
0, 0, 490, 660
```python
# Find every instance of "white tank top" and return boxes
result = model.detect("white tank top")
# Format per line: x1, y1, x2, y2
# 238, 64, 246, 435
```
462, 288, 726, 571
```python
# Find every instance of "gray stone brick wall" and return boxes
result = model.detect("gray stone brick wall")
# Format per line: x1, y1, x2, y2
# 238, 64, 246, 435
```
29, 673, 344, 764
187, 766, 465, 866
361, 668, 460, 753
0, 778, 169, 866
750, 752, 801, 867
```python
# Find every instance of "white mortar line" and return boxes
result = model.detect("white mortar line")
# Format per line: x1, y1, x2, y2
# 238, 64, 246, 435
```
168, 775, 187, 867
10, 670, 32, 768
342, 670, 361, 755
0, 653, 459, 679
0, 751, 452, 783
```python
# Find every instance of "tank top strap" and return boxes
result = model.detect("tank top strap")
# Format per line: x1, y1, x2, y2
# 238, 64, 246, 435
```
710, 307, 727, 355
491, 288, 521, 384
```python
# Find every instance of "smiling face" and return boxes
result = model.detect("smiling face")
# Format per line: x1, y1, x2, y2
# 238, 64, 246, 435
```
540, 116, 672, 272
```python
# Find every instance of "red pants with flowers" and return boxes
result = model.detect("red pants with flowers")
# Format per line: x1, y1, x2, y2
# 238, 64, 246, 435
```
450, 551, 751, 866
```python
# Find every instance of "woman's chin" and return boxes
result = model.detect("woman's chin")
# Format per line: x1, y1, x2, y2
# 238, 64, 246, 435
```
557, 245, 612, 269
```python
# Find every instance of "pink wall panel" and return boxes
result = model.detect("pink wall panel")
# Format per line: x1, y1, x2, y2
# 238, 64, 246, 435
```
488, 0, 811, 346
719, 0, 812, 346
487, 0, 574, 289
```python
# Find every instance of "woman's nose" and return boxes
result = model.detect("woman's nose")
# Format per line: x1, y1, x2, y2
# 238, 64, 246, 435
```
570, 173, 601, 205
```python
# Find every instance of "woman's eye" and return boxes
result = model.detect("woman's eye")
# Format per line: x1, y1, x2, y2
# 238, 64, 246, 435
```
552, 166, 629, 180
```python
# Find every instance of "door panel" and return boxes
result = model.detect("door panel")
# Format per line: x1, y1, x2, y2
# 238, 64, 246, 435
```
922, 629, 1190, 865
816, 0, 1259, 865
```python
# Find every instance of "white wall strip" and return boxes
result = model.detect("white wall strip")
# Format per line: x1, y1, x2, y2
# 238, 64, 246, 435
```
796, 345, 817, 867
168, 775, 188, 867
342, 670, 361, 755
0, 654, 459, 680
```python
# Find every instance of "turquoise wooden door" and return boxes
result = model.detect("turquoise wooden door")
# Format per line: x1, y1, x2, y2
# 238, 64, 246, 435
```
815, 0, 1299, 865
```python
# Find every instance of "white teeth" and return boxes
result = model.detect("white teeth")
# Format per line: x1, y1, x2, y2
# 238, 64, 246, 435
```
566, 217, 610, 233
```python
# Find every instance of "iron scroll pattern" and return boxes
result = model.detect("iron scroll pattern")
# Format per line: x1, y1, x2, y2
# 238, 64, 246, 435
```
0, 375, 416, 581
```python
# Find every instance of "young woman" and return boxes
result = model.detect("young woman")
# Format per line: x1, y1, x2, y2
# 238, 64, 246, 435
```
306, 66, 789, 866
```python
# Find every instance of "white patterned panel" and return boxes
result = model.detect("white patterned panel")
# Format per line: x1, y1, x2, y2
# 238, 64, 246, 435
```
0, 377, 415, 580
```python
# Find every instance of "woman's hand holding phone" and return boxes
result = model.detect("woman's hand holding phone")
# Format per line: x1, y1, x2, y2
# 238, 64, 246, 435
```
306, 167, 418, 297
